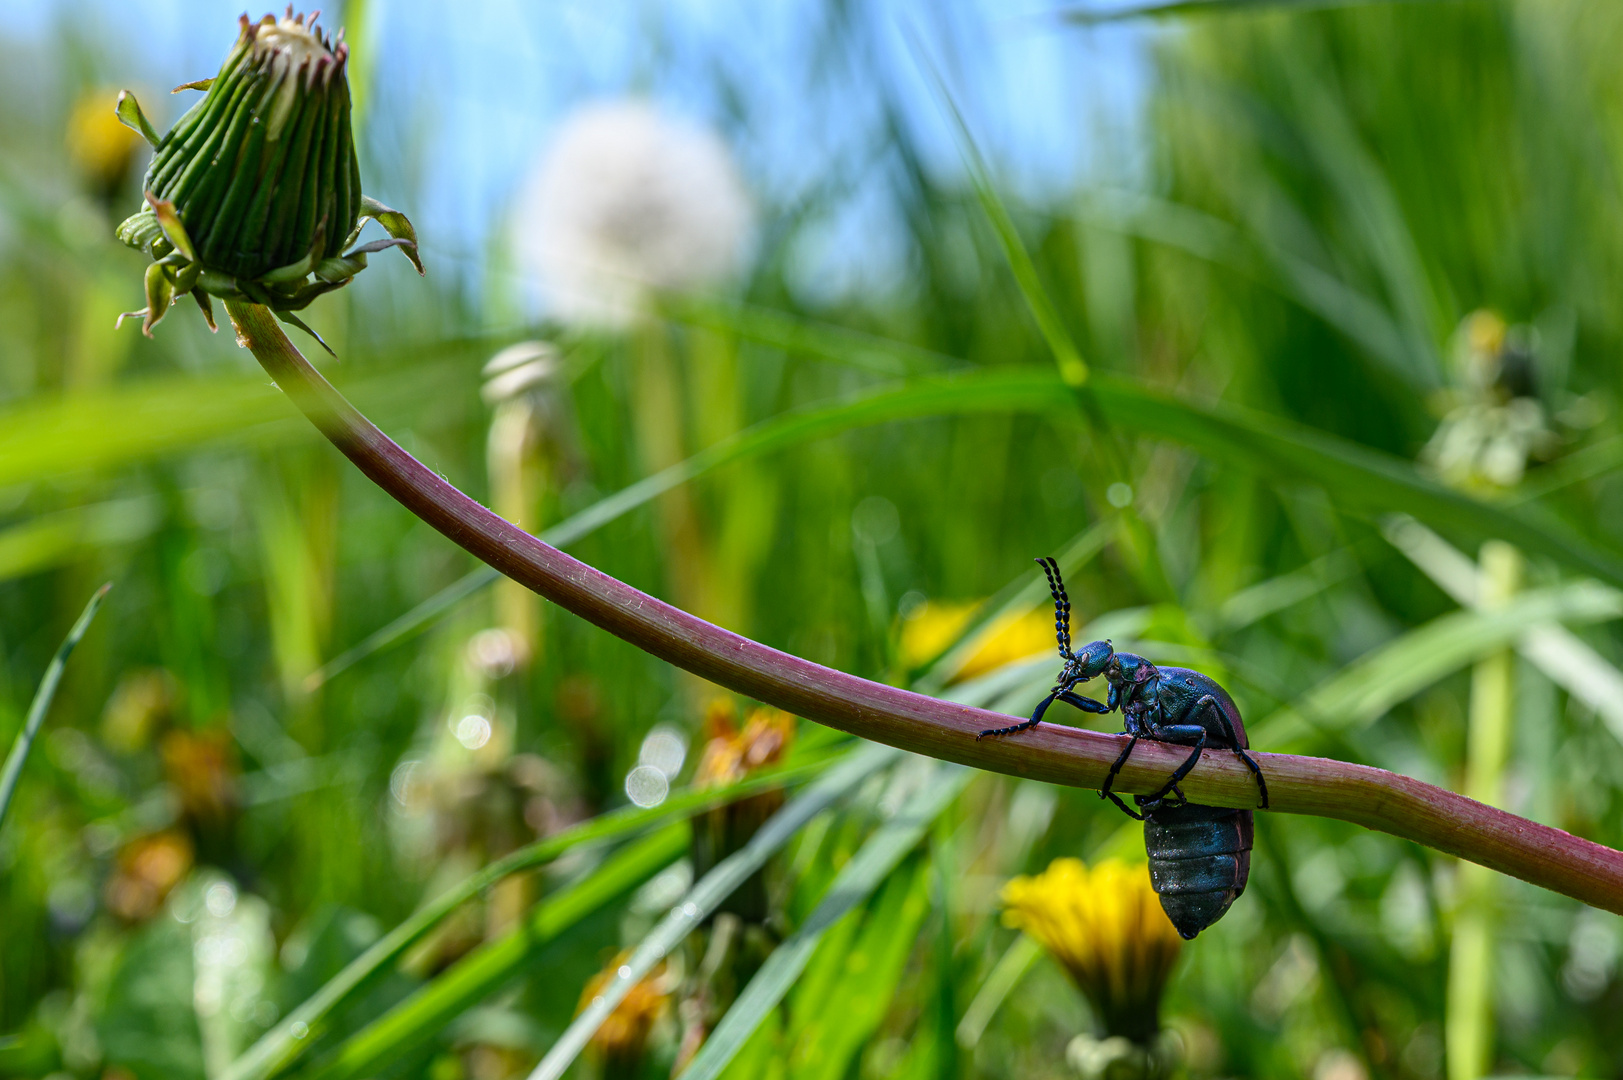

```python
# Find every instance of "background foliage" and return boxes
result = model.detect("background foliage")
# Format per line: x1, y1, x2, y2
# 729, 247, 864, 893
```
2, 2, 1622, 1079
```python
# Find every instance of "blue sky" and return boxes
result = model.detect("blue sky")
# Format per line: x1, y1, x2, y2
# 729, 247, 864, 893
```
12, 0, 1155, 313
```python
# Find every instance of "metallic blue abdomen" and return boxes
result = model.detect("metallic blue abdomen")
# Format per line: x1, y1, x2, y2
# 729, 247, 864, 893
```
1144, 801, 1254, 939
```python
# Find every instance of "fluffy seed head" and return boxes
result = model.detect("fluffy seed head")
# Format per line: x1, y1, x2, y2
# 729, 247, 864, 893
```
515, 100, 754, 330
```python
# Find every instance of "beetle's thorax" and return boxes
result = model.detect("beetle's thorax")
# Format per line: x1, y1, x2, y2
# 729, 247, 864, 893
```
1108, 653, 1161, 708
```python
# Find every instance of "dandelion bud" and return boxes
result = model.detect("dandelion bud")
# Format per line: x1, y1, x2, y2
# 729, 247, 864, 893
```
112, 9, 422, 348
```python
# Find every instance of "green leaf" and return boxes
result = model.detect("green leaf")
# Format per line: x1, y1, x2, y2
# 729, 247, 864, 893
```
678, 764, 973, 1080
1385, 516, 1623, 748
0, 359, 475, 491
358, 196, 423, 275
1209, 548, 1362, 634
146, 194, 198, 263
98, 913, 207, 1080
223, 750, 849, 1080
115, 90, 162, 147
524, 743, 901, 1080
0, 584, 110, 833
1253, 580, 1623, 749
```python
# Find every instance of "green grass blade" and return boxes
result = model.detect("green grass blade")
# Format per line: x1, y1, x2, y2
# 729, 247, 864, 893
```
524, 742, 901, 1080
1385, 516, 1623, 747
1511, 434, 1623, 505
303, 567, 499, 690
305, 826, 689, 1080
910, 43, 1087, 386
954, 934, 1042, 1050
223, 749, 848, 1080
658, 295, 955, 377
1254, 580, 1623, 749
313, 362, 1623, 685
913, 519, 1115, 693
305, 369, 1077, 687
1076, 188, 1423, 386
0, 583, 111, 833
677, 763, 973, 1080
1211, 548, 1363, 634
786, 853, 935, 1080
0, 374, 291, 489
0, 500, 160, 584
1083, 375, 1623, 590
0, 355, 476, 491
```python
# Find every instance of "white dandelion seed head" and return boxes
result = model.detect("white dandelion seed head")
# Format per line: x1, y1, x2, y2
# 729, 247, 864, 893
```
514, 100, 755, 331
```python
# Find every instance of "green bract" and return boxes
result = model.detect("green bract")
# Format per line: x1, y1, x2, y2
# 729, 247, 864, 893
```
114, 9, 422, 350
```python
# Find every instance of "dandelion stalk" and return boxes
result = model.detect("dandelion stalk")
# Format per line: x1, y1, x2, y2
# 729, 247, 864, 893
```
1446, 541, 1521, 1080
222, 299, 1623, 917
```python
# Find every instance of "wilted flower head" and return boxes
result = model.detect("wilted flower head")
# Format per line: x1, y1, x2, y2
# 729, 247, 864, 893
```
899, 601, 1056, 682
515, 100, 753, 330
1422, 308, 1558, 491
1002, 858, 1183, 1045
690, 701, 796, 923
693, 700, 795, 788
104, 830, 194, 923
112, 8, 420, 345
160, 725, 239, 825
578, 953, 672, 1072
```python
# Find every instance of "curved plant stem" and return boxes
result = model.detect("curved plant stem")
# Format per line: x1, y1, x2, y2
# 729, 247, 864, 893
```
224, 301, 1623, 916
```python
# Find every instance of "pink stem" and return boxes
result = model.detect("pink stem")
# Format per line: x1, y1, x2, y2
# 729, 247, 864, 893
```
226, 301, 1623, 916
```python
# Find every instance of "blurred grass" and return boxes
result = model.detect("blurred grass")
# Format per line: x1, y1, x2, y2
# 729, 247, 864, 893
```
4, 2, 1623, 1079
0, 584, 109, 830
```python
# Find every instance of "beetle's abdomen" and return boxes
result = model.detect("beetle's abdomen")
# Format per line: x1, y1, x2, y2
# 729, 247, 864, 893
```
1143, 803, 1253, 940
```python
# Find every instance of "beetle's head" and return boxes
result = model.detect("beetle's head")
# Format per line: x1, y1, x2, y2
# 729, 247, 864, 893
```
1064, 639, 1115, 683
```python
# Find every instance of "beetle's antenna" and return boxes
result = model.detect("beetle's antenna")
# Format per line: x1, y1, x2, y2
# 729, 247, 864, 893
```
1035, 556, 1073, 660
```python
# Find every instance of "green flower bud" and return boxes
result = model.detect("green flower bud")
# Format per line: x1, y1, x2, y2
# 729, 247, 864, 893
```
114, 9, 422, 349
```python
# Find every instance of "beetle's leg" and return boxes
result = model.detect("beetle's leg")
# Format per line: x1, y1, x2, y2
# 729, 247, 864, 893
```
978, 689, 1060, 739
1141, 724, 1207, 804
1103, 788, 1145, 820
1056, 691, 1110, 714
1194, 693, 1270, 810
1099, 732, 1139, 804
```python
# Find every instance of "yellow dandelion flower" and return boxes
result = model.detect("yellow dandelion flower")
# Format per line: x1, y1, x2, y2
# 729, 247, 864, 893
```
900, 602, 1058, 682
66, 88, 141, 195
1001, 857, 1183, 1043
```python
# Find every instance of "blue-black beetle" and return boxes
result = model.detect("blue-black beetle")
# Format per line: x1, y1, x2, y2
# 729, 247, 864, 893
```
978, 557, 1269, 938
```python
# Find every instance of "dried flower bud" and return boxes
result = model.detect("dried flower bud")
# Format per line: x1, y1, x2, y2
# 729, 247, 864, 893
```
690, 701, 796, 924
578, 953, 672, 1071
112, 8, 422, 348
